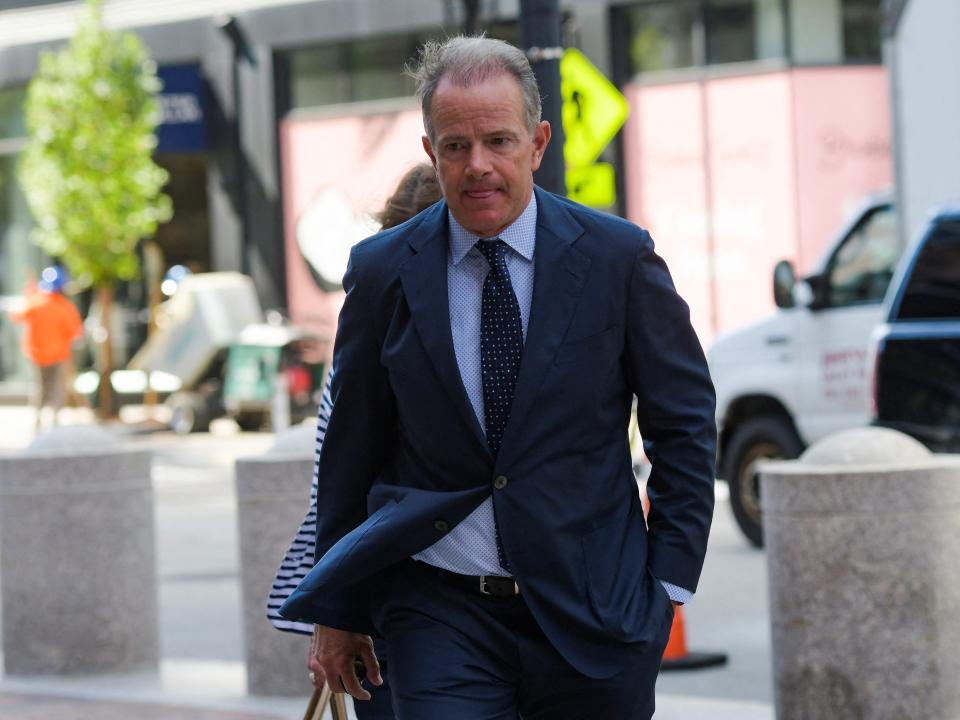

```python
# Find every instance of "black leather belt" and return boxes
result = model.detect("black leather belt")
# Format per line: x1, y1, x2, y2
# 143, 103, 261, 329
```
414, 561, 520, 598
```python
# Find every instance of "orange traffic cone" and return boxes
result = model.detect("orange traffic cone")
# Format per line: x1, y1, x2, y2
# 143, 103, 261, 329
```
639, 486, 728, 671
660, 605, 728, 671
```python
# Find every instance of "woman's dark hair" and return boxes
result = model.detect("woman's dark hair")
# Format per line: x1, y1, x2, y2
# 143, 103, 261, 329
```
376, 163, 442, 229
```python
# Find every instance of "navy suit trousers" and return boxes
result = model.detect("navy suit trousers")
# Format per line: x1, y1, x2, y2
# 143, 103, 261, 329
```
354, 638, 395, 720
369, 561, 674, 720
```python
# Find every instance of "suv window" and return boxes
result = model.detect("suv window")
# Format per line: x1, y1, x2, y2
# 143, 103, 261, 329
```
895, 219, 960, 320
826, 204, 898, 308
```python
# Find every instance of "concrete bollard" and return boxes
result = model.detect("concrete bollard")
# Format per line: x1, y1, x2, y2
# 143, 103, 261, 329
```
235, 423, 315, 696
761, 427, 960, 720
0, 425, 158, 675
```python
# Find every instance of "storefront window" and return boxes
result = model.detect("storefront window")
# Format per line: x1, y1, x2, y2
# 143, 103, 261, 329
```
706, 0, 785, 65
622, 0, 787, 75
625, 1, 699, 74
623, 0, 880, 75
289, 23, 520, 111
291, 44, 367, 109
842, 0, 882, 62
790, 0, 882, 64
350, 35, 422, 104
0, 87, 26, 140
0, 153, 41, 384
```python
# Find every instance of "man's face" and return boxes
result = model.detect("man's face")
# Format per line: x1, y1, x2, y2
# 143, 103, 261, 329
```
422, 73, 551, 238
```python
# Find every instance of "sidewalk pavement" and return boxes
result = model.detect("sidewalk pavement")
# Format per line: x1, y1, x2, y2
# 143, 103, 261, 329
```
0, 692, 774, 720
0, 673, 773, 720
0, 405, 168, 452
0, 649, 775, 718
0, 660, 306, 720
0, 693, 283, 720
0, 653, 774, 719
0, 660, 309, 720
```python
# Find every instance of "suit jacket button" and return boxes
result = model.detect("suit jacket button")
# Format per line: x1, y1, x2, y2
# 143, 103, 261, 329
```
434, 519, 449, 532
493, 475, 508, 489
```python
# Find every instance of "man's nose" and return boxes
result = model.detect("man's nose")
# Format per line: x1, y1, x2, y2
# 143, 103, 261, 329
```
465, 145, 492, 178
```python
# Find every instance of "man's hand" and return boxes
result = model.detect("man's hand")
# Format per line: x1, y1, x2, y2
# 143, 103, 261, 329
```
308, 625, 383, 701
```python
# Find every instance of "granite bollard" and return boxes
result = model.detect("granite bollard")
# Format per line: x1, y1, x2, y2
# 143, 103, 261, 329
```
0, 425, 158, 675
761, 427, 960, 720
235, 423, 315, 696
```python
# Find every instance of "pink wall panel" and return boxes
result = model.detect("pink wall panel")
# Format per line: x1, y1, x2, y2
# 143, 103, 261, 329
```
622, 83, 714, 344
280, 107, 427, 355
622, 67, 890, 345
790, 67, 892, 273
705, 73, 797, 335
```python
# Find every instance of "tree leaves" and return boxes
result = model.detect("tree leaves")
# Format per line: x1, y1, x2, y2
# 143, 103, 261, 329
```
17, 0, 172, 289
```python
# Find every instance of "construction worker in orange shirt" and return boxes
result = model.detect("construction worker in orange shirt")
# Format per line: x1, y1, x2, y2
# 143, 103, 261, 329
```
9, 265, 83, 430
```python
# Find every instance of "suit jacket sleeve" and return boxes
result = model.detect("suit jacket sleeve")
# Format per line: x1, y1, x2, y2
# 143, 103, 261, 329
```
626, 230, 717, 593
310, 247, 398, 632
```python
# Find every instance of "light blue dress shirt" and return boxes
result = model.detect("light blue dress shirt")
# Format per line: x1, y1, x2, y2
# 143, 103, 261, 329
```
411, 194, 692, 605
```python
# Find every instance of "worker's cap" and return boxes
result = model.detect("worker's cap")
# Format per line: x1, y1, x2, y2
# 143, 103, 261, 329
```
38, 265, 69, 293
161, 264, 192, 296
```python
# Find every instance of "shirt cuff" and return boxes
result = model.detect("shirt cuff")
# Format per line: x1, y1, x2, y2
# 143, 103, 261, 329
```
658, 579, 693, 605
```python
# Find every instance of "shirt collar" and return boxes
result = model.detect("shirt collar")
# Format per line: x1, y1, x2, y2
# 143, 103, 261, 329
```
448, 193, 537, 265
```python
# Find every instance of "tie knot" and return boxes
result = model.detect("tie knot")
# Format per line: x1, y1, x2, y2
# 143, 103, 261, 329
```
476, 239, 507, 269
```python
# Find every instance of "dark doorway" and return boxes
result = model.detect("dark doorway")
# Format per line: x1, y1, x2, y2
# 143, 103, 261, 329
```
154, 153, 211, 273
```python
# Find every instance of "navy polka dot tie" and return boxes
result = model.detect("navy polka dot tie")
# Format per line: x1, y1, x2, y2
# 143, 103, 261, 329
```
476, 239, 523, 458
477, 239, 522, 571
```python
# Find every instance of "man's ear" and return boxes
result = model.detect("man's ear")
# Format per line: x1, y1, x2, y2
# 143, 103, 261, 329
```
422, 135, 438, 166
530, 121, 552, 172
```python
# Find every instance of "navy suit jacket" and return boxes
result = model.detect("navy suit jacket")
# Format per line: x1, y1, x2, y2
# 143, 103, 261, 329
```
280, 187, 717, 679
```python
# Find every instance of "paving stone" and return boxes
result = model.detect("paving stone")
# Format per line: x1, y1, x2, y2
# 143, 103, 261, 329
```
0, 692, 284, 720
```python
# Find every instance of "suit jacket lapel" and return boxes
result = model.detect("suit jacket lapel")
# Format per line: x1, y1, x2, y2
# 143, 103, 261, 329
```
399, 203, 490, 456
499, 189, 590, 466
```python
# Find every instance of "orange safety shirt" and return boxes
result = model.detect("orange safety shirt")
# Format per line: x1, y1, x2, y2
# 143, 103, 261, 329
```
11, 292, 83, 367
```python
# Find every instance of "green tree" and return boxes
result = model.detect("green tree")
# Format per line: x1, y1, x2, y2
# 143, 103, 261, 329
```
18, 0, 172, 416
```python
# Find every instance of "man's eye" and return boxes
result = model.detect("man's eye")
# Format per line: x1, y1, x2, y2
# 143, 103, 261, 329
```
491, 137, 509, 145
446, 143, 464, 152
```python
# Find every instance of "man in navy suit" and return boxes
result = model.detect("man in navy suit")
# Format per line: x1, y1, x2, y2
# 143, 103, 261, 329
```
281, 35, 716, 719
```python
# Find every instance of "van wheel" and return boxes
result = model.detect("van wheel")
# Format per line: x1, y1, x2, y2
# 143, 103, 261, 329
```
167, 392, 211, 435
723, 416, 803, 547
234, 411, 267, 432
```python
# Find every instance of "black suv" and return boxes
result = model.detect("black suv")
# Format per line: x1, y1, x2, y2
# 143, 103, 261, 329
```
872, 206, 960, 451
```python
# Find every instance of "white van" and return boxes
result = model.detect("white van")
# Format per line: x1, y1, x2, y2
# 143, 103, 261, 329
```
708, 192, 899, 545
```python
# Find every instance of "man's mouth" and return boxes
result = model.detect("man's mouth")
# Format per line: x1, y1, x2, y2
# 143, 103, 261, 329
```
463, 189, 499, 200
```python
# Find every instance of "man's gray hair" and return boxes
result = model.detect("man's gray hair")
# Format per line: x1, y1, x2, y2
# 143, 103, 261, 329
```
409, 35, 542, 142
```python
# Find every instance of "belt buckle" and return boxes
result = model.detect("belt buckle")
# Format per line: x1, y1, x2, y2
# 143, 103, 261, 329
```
479, 576, 493, 596
479, 576, 519, 597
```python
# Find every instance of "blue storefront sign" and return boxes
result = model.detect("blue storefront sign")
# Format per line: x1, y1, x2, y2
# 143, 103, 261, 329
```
157, 64, 207, 153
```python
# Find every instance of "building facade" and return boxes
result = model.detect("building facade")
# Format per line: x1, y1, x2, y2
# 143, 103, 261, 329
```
886, 0, 960, 245
0, 0, 888, 393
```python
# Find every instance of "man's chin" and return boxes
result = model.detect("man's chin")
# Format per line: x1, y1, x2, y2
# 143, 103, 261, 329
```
455, 209, 508, 238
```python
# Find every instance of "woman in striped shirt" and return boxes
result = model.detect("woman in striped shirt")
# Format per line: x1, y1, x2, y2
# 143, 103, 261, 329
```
267, 163, 441, 718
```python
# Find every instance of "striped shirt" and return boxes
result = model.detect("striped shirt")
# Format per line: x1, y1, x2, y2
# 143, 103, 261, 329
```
265, 372, 333, 635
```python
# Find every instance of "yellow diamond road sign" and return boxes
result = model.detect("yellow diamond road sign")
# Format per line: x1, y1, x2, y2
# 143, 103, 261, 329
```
560, 48, 629, 169
567, 163, 617, 208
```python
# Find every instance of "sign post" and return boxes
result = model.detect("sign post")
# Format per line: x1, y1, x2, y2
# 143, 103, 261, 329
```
520, 0, 566, 195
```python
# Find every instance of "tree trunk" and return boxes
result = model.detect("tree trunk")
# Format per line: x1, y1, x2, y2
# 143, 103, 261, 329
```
96, 284, 115, 419
142, 240, 164, 407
